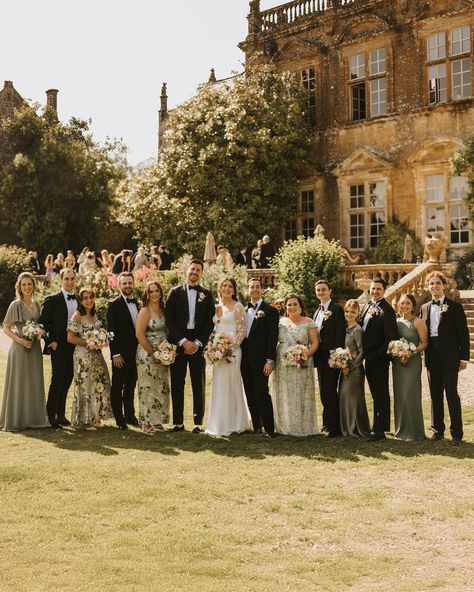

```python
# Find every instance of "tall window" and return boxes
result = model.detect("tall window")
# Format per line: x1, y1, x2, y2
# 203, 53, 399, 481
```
348, 182, 386, 249
424, 174, 470, 246
284, 190, 316, 240
427, 26, 472, 104
349, 48, 387, 121
301, 68, 316, 124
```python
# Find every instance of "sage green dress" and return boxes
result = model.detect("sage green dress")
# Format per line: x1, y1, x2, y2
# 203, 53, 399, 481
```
392, 318, 426, 441
136, 318, 170, 425
1, 300, 49, 431
68, 319, 112, 427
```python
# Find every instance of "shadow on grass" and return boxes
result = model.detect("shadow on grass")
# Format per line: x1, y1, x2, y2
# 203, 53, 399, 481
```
15, 419, 474, 463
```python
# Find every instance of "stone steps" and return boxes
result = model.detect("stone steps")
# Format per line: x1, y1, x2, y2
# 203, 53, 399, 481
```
460, 298, 474, 360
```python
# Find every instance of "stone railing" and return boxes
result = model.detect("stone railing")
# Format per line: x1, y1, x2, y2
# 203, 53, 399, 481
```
247, 268, 277, 289
344, 263, 418, 289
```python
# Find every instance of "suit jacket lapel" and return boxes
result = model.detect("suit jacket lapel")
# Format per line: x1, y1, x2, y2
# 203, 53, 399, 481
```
249, 301, 264, 335
181, 284, 190, 325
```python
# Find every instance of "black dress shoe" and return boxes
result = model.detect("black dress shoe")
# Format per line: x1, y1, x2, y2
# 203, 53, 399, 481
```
327, 432, 342, 438
451, 437, 462, 446
368, 433, 386, 441
58, 418, 71, 426
265, 432, 277, 439
430, 432, 444, 441
126, 417, 139, 426
117, 423, 128, 430
49, 422, 62, 429
170, 425, 185, 432
192, 426, 203, 434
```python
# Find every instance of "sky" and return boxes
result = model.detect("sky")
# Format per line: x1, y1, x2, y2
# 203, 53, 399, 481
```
2, 0, 276, 165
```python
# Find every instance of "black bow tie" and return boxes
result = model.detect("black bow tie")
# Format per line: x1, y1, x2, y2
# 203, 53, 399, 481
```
432, 300, 441, 306
126, 297, 137, 305
67, 294, 76, 301
188, 285, 198, 291
247, 302, 256, 310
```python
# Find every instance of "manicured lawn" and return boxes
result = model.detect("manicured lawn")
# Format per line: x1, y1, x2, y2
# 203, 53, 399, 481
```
1, 351, 474, 591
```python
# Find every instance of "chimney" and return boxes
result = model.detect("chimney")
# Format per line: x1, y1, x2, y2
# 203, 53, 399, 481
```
46, 89, 58, 113
4, 81, 14, 89
159, 83, 168, 118
208, 68, 217, 83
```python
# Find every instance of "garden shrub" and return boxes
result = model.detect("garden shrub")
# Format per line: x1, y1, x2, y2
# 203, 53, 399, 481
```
0, 245, 30, 318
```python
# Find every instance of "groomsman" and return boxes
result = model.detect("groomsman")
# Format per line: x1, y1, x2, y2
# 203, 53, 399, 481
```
165, 259, 214, 432
40, 268, 77, 427
107, 272, 139, 429
360, 278, 398, 440
241, 278, 279, 438
420, 271, 470, 446
313, 280, 346, 437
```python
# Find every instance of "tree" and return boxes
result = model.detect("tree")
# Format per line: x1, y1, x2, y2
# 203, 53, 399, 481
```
451, 137, 474, 221
364, 218, 422, 264
0, 105, 127, 255
118, 66, 313, 255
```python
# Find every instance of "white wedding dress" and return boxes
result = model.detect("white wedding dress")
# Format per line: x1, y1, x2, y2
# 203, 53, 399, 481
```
205, 303, 251, 436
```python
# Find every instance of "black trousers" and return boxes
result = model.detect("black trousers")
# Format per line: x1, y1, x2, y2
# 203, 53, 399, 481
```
427, 345, 463, 439
316, 363, 341, 435
241, 357, 274, 435
170, 352, 205, 425
110, 357, 137, 424
46, 344, 74, 423
365, 356, 390, 434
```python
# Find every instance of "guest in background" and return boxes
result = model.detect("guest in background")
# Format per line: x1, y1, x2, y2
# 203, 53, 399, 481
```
149, 246, 162, 269
339, 299, 370, 438
81, 251, 97, 274
216, 245, 233, 269
392, 294, 427, 441
259, 235, 276, 269
100, 249, 113, 272
133, 246, 149, 271
251, 240, 262, 269
159, 245, 172, 270
28, 250, 42, 274
77, 247, 89, 272
1, 272, 49, 431
44, 254, 55, 276
112, 249, 132, 275
64, 250, 76, 270
236, 246, 250, 268
53, 252, 64, 273
136, 281, 170, 433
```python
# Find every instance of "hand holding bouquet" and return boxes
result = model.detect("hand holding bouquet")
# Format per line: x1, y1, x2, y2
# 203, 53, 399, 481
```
21, 320, 45, 342
328, 347, 354, 374
283, 344, 309, 368
153, 340, 177, 365
387, 337, 417, 365
84, 328, 114, 350
204, 332, 235, 364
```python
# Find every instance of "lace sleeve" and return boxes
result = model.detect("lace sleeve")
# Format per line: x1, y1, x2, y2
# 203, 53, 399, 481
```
234, 303, 247, 347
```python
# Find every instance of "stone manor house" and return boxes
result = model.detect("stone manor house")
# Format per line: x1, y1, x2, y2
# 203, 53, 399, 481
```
238, 0, 474, 258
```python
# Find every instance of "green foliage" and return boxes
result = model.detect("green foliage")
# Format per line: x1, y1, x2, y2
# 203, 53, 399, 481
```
452, 137, 474, 221
454, 247, 474, 289
364, 218, 422, 264
118, 66, 312, 255
271, 235, 345, 313
0, 105, 127, 255
0, 244, 30, 318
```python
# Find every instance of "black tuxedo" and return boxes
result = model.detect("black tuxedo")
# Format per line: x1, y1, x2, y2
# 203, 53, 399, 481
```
107, 296, 139, 425
420, 297, 470, 439
236, 251, 250, 268
259, 242, 275, 269
360, 298, 398, 435
313, 300, 346, 435
40, 291, 76, 424
159, 251, 172, 270
165, 283, 214, 425
241, 300, 279, 434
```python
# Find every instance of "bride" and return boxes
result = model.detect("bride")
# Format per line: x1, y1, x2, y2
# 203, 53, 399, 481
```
205, 276, 251, 436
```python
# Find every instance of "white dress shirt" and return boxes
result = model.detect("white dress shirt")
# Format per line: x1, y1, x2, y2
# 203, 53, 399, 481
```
362, 299, 382, 332
122, 295, 138, 328
186, 284, 198, 330
429, 295, 445, 337
61, 288, 77, 322
246, 298, 262, 337
314, 299, 331, 329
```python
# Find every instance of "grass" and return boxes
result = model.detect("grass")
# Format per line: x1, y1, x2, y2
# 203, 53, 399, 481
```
1, 351, 474, 591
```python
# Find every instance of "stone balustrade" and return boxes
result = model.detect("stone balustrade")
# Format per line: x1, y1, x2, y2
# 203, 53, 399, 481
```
344, 263, 418, 289
247, 268, 277, 289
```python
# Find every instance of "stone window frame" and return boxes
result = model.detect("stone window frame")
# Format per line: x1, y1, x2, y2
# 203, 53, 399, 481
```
301, 67, 317, 125
345, 179, 388, 251
425, 24, 472, 105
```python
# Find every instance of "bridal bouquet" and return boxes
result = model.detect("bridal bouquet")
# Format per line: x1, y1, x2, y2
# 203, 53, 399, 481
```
153, 340, 177, 365
387, 337, 417, 365
328, 347, 354, 373
21, 320, 45, 342
204, 332, 235, 364
283, 344, 309, 368
84, 328, 114, 350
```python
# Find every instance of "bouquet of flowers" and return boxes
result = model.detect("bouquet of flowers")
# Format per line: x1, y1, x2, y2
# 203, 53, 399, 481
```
283, 344, 309, 368
204, 332, 235, 364
328, 347, 354, 373
21, 320, 45, 342
387, 337, 417, 365
153, 340, 177, 365
84, 328, 114, 350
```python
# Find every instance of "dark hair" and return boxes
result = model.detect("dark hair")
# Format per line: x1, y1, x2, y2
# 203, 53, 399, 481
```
15, 272, 36, 300
371, 277, 387, 289
284, 293, 306, 317
218, 276, 238, 302
59, 267, 76, 279
118, 271, 134, 283
344, 298, 360, 322
315, 279, 331, 290
398, 293, 417, 314
77, 288, 96, 316
189, 259, 204, 270
142, 280, 165, 314
248, 277, 262, 288
426, 270, 447, 285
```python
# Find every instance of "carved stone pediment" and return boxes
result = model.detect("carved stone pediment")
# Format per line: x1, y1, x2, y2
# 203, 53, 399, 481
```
417, 0, 474, 20
269, 35, 327, 63
334, 14, 391, 45
335, 148, 392, 176
408, 137, 465, 166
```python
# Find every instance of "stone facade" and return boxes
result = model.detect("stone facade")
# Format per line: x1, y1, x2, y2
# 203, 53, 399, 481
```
240, 0, 474, 259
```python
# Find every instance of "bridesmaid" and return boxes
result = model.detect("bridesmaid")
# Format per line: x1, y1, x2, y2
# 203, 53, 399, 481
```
44, 254, 55, 276
135, 281, 171, 433
339, 299, 370, 438
67, 288, 112, 430
1, 272, 49, 431
392, 294, 427, 441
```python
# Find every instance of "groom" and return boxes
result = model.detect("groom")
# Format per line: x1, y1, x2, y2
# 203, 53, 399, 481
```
241, 277, 279, 438
165, 259, 214, 432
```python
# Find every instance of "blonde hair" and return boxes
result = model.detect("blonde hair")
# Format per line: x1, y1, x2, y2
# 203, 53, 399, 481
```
344, 298, 360, 322
15, 272, 36, 300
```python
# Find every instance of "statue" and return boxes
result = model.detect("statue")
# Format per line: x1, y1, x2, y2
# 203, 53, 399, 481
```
314, 224, 325, 237
403, 234, 413, 263
423, 232, 448, 263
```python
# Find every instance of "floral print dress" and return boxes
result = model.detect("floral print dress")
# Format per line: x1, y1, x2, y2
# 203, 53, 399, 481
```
136, 318, 170, 425
68, 319, 112, 427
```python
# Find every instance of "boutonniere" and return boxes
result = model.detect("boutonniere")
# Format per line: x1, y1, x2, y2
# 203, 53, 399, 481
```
440, 303, 449, 314
255, 310, 265, 319
198, 292, 206, 303
367, 304, 383, 317
322, 310, 333, 322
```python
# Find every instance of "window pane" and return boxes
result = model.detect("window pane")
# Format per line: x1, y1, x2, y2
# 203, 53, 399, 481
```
351, 83, 366, 121
285, 219, 297, 241
452, 58, 472, 100
428, 32, 446, 61
450, 204, 470, 244
369, 182, 386, 208
426, 207, 446, 234
428, 63, 447, 104
302, 68, 316, 124
350, 185, 364, 209
350, 54, 365, 80
302, 216, 315, 238
350, 213, 365, 249
370, 48, 386, 75
449, 176, 468, 201
426, 175, 445, 202
451, 26, 470, 56
369, 212, 386, 247
301, 190, 315, 214
370, 77, 387, 117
